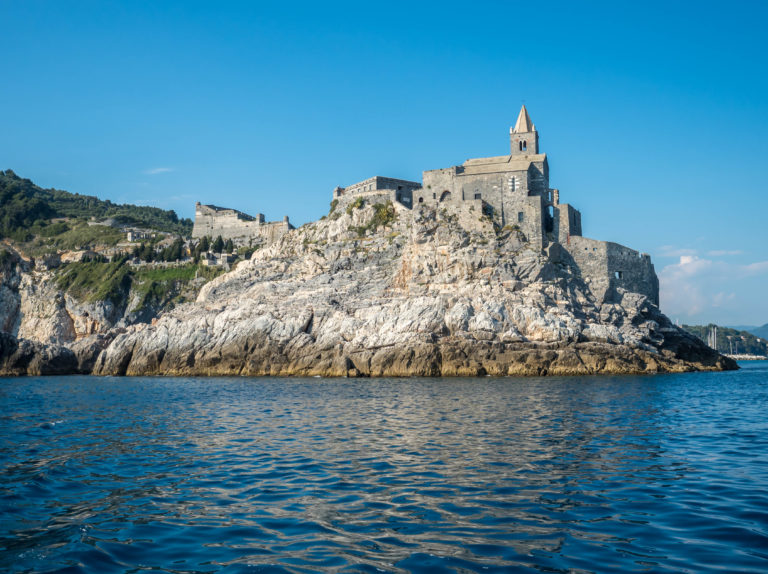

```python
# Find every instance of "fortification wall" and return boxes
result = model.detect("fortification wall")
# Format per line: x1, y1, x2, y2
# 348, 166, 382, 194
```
554, 204, 582, 244
566, 236, 658, 305
335, 189, 400, 208
192, 204, 292, 246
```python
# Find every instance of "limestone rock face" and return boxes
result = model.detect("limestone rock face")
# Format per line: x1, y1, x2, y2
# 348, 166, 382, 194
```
90, 200, 735, 377
0, 331, 77, 376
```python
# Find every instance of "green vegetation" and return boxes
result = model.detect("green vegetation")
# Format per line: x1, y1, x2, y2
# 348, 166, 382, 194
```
132, 263, 200, 311
346, 196, 365, 216
50, 222, 125, 249
682, 324, 768, 356
329, 199, 339, 214
54, 260, 132, 306
349, 202, 397, 237
53, 259, 225, 310
0, 169, 192, 239
0, 248, 14, 268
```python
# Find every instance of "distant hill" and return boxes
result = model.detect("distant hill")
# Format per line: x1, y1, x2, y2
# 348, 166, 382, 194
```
749, 324, 768, 340
728, 324, 768, 339
683, 324, 768, 356
0, 169, 192, 238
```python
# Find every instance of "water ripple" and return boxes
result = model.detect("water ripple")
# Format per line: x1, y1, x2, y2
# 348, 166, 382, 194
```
1, 362, 768, 572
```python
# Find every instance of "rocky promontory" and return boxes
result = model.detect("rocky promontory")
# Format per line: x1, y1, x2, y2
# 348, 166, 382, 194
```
68, 198, 734, 377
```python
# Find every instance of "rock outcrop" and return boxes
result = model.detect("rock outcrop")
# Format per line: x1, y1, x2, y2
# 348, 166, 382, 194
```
85, 200, 734, 377
0, 331, 77, 376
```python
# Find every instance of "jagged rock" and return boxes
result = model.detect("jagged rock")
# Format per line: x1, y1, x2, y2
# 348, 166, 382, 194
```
87, 200, 735, 377
0, 331, 77, 376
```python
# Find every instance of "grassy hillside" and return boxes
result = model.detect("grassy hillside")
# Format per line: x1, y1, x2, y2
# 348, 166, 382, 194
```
0, 169, 192, 239
682, 324, 768, 356
54, 260, 224, 310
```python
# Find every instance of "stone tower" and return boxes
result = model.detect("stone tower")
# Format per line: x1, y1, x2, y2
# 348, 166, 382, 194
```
510, 105, 539, 155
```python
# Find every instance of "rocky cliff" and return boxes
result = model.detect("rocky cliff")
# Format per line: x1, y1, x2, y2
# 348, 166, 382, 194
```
0, 246, 211, 375
72, 199, 734, 377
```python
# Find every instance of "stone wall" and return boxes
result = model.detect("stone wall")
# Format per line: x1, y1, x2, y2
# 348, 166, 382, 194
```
554, 203, 583, 244
192, 203, 293, 246
565, 236, 659, 305
419, 166, 546, 248
335, 176, 420, 208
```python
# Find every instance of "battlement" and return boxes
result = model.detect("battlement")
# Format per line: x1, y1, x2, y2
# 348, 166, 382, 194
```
192, 202, 293, 246
334, 176, 421, 208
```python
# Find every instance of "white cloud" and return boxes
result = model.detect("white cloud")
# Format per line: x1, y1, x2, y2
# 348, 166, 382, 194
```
657, 245, 698, 258
143, 167, 175, 175
744, 261, 768, 274
659, 255, 768, 320
707, 249, 743, 257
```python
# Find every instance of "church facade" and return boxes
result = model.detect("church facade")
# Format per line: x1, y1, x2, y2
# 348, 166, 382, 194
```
334, 106, 658, 306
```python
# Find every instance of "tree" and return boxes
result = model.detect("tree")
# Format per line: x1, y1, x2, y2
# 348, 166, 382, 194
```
212, 235, 224, 253
224, 238, 234, 254
199, 236, 209, 252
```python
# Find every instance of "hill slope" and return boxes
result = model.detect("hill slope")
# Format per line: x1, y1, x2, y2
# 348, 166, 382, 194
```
684, 324, 768, 356
0, 170, 192, 238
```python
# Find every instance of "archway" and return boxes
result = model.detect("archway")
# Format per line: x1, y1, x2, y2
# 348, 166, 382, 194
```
439, 190, 451, 202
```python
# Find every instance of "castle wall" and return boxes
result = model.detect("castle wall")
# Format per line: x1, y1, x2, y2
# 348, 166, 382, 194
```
554, 203, 582, 244
336, 176, 420, 207
192, 204, 292, 246
566, 236, 658, 305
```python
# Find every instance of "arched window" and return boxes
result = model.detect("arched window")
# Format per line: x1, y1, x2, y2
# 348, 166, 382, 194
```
418, 197, 424, 203
518, 141, 523, 151
439, 190, 451, 202
522, 140, 527, 151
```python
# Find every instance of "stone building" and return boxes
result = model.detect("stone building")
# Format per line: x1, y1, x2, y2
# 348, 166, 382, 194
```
333, 176, 421, 208
332, 105, 659, 306
191, 203, 293, 247
415, 105, 580, 251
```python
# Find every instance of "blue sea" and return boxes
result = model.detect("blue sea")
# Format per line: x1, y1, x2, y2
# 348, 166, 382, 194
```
1, 363, 767, 573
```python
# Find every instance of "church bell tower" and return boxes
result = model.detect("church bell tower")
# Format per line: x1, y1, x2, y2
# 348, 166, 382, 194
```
510, 105, 539, 155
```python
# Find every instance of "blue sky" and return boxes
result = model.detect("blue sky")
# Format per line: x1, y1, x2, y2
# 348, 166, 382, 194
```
2, 1, 767, 326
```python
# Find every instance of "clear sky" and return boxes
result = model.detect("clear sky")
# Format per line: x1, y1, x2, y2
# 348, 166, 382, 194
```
2, 0, 767, 326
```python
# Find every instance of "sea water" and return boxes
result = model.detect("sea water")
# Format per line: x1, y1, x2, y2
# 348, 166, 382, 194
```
1, 363, 767, 573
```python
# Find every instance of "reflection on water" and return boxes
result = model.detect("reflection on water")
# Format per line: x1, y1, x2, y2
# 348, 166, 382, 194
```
1, 363, 768, 572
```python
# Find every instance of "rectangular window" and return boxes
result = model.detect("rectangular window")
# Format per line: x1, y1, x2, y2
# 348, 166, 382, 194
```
511, 177, 516, 192
518, 212, 524, 223
474, 193, 482, 200
615, 271, 623, 279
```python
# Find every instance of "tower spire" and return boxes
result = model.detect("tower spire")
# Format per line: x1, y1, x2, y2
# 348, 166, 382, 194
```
510, 105, 539, 155
513, 105, 534, 133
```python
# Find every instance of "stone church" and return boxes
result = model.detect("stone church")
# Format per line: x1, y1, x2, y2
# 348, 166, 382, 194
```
333, 106, 659, 305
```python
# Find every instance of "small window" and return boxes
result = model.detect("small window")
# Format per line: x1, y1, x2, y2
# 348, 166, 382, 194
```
433, 192, 436, 199
517, 212, 524, 223
510, 177, 516, 192
418, 197, 424, 203
474, 193, 481, 200
522, 140, 527, 151
518, 141, 523, 151
614, 271, 623, 279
